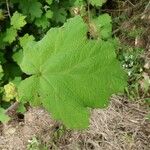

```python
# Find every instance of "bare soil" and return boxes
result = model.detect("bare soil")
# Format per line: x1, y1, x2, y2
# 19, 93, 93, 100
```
0, 96, 150, 150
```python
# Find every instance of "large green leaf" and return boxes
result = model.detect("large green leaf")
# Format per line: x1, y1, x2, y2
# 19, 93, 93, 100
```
18, 16, 126, 129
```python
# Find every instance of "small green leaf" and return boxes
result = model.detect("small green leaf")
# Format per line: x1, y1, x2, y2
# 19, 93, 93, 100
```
35, 14, 50, 29
52, 8, 67, 23
0, 107, 10, 123
46, 0, 53, 5
3, 27, 17, 44
92, 14, 112, 39
11, 11, 26, 30
89, 0, 107, 6
45, 10, 53, 19
3, 82, 18, 102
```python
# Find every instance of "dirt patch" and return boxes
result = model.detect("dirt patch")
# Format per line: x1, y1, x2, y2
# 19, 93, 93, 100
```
0, 96, 150, 150
56, 96, 150, 150
0, 108, 57, 150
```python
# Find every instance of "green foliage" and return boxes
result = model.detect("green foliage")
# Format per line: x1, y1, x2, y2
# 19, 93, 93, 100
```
0, 9, 5, 20
17, 0, 43, 20
3, 27, 17, 44
27, 136, 48, 150
96, 14, 112, 39
27, 137, 40, 150
0, 65, 4, 80
18, 16, 126, 129
3, 11, 26, 44
17, 102, 26, 113
46, 0, 53, 5
89, 0, 107, 6
53, 7, 67, 23
11, 11, 26, 30
0, 108, 10, 123
45, 10, 53, 19
3, 82, 18, 102
35, 14, 50, 29
91, 14, 112, 39
0, 0, 127, 129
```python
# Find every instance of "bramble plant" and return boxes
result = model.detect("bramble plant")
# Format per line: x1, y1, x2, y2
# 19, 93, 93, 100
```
0, 0, 127, 129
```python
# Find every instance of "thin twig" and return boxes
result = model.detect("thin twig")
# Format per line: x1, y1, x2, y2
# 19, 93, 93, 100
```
87, 0, 91, 22
6, 0, 11, 18
141, 1, 150, 19
126, 0, 135, 7
143, 0, 150, 13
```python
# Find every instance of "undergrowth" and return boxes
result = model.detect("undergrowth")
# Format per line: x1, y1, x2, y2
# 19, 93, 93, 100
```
110, 4, 150, 135
108, 0, 150, 101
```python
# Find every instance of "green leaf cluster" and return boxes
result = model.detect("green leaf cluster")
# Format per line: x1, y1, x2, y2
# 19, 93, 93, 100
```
4, 11, 26, 44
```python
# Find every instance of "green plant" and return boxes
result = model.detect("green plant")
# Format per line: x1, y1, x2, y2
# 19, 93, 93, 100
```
18, 16, 126, 129
0, 0, 127, 128
27, 137, 40, 150
27, 136, 49, 150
